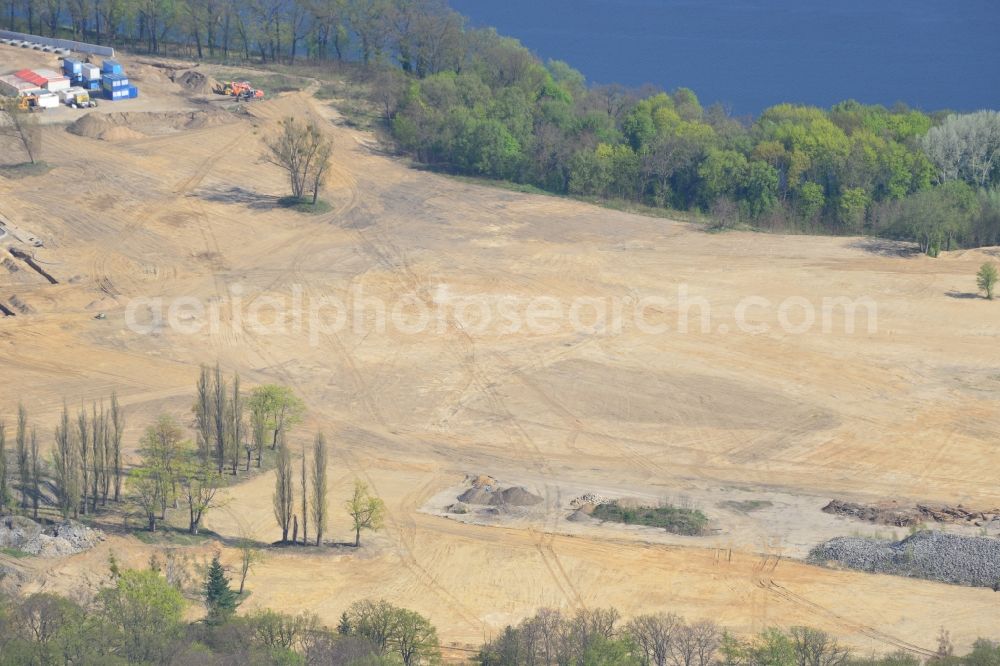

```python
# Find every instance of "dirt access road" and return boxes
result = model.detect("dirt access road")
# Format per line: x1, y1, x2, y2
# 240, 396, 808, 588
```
1, 44, 999, 657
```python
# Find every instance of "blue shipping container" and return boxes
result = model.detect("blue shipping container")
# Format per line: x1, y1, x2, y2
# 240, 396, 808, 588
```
103, 88, 129, 100
101, 73, 129, 90
101, 59, 123, 75
127, 85, 138, 99
63, 58, 82, 75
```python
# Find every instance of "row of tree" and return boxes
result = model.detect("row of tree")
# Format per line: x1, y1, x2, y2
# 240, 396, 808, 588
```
3, 567, 999, 666
272, 428, 385, 547
1, 0, 467, 65
0, 365, 385, 548
477, 606, 998, 666
193, 365, 304, 477
0, 398, 124, 520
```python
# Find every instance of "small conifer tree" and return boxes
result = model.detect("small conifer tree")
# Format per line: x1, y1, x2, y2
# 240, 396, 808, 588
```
203, 553, 239, 624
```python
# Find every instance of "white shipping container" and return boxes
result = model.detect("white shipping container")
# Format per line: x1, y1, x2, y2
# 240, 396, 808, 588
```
44, 77, 71, 92
81, 63, 101, 81
59, 86, 87, 103
35, 93, 59, 108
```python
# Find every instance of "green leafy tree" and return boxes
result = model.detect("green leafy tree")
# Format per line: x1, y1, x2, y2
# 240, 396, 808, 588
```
837, 186, 870, 232
138, 415, 186, 520
978, 262, 998, 300
346, 480, 385, 547
97, 568, 185, 664
248, 385, 305, 451
203, 553, 240, 625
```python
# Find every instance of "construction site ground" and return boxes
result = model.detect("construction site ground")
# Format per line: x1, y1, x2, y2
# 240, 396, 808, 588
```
1, 43, 999, 659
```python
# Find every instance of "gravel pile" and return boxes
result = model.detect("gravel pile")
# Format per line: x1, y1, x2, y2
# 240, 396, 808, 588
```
0, 516, 104, 558
810, 531, 1000, 588
570, 493, 611, 508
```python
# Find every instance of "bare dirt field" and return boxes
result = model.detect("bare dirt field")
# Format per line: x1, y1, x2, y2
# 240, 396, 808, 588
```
2, 43, 999, 659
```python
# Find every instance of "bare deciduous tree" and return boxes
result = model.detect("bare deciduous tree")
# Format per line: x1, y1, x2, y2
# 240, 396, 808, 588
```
52, 404, 81, 519
264, 117, 333, 203
194, 365, 213, 463
0, 420, 7, 512
300, 441, 308, 545
237, 533, 264, 594
77, 407, 89, 516
273, 440, 294, 543
0, 104, 41, 164
180, 454, 225, 535
16, 404, 29, 510
628, 612, 683, 666
229, 373, 244, 475
110, 392, 124, 502
790, 626, 850, 666
29, 428, 41, 520
212, 364, 228, 475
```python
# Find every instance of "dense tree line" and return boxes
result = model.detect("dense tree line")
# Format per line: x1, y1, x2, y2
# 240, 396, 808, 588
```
3, 575, 1000, 666
477, 607, 1000, 666
3, 0, 999, 251
383, 39, 1000, 253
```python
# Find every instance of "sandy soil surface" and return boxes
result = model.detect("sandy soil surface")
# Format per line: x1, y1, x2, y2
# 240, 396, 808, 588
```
2, 44, 1000, 659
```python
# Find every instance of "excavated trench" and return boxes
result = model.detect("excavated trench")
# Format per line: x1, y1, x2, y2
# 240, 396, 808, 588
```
8, 247, 58, 284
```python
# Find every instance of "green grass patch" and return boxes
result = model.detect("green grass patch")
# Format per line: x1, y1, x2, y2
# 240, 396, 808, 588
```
278, 196, 332, 214
718, 499, 773, 514
0, 161, 52, 179
592, 501, 709, 536
1, 547, 32, 558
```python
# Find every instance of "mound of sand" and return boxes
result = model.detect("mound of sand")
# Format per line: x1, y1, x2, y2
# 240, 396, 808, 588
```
0, 515, 104, 557
68, 110, 234, 140
456, 477, 542, 507
100, 126, 146, 142
493, 486, 543, 507
176, 69, 222, 95
67, 113, 111, 139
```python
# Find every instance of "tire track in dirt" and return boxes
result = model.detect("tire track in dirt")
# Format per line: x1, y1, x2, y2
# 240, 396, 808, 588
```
192, 100, 487, 632
758, 578, 937, 657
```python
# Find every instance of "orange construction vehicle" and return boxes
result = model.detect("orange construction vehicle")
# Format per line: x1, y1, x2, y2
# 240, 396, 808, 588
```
218, 80, 264, 101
